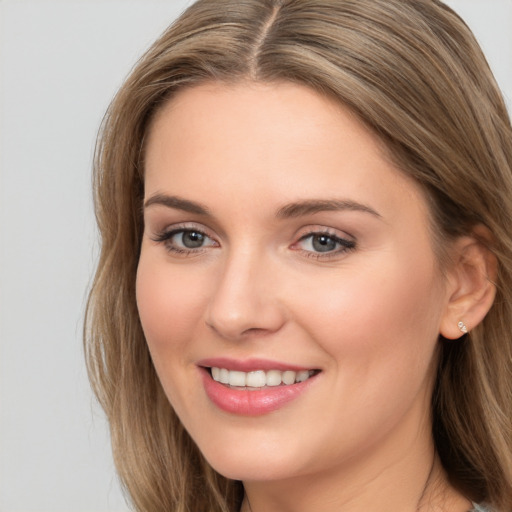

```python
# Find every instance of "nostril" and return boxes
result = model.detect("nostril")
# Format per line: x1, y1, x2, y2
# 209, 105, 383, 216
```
241, 327, 268, 336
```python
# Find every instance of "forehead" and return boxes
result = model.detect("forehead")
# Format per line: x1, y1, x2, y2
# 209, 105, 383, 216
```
144, 81, 428, 225
148, 81, 378, 148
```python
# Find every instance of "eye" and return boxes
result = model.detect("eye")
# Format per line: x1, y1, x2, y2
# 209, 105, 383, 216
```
174, 230, 209, 249
152, 227, 218, 254
295, 231, 355, 256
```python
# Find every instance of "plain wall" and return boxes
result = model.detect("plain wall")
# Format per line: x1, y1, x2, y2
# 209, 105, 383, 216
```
0, 1, 511, 511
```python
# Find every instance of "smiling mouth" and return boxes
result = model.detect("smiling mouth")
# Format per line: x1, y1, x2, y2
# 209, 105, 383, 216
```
208, 367, 320, 389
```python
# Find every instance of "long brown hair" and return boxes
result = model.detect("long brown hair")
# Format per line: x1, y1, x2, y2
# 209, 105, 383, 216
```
85, 1, 512, 510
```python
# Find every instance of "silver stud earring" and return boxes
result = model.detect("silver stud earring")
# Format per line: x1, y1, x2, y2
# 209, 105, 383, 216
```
458, 321, 468, 334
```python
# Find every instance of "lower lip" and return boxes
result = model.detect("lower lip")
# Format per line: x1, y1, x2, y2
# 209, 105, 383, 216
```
200, 368, 318, 416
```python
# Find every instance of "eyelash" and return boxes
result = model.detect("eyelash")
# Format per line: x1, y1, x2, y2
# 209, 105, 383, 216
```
151, 225, 217, 256
293, 231, 356, 260
151, 226, 356, 259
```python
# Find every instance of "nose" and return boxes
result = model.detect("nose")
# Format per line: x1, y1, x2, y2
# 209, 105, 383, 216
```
205, 248, 286, 341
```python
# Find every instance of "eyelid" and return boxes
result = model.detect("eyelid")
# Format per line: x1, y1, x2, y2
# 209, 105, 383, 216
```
150, 221, 217, 240
150, 222, 220, 255
291, 226, 356, 258
294, 225, 355, 243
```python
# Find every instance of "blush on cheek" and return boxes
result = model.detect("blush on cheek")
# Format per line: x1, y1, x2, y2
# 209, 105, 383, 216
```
300, 251, 442, 363
136, 259, 209, 351
136, 261, 175, 351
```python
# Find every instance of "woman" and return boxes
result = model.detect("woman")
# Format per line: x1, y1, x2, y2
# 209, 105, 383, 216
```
84, 1, 512, 511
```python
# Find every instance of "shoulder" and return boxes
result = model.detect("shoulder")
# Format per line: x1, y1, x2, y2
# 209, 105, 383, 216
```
471, 504, 493, 512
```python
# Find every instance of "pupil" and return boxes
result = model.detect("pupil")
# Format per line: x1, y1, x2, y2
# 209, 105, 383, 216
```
312, 234, 336, 252
183, 231, 204, 248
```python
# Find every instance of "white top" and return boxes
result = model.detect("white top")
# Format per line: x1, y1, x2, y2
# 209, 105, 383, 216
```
472, 504, 491, 512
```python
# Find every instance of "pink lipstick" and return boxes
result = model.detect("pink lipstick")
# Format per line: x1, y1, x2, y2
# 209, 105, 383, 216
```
197, 358, 319, 416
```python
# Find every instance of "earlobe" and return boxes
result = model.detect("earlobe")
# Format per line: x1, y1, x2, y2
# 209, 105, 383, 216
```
457, 321, 468, 334
439, 227, 497, 340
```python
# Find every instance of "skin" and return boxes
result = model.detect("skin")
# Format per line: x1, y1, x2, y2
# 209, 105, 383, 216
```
136, 82, 474, 512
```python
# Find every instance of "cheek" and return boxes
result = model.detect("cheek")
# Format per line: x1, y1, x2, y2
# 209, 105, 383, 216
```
293, 250, 445, 378
135, 253, 215, 420
135, 253, 208, 360
286, 257, 444, 456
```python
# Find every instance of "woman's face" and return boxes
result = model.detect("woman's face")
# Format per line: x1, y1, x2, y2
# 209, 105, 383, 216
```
137, 82, 453, 483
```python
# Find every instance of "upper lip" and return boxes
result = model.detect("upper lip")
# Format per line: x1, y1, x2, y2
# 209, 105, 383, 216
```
197, 357, 315, 372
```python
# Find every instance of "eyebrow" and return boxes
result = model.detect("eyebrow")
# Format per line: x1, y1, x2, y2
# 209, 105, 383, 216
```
144, 194, 381, 219
144, 193, 210, 215
276, 199, 381, 219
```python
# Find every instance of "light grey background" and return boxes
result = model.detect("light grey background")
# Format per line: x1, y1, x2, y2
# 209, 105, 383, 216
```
0, 1, 511, 511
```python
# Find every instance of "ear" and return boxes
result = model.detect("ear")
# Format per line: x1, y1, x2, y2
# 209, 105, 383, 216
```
439, 225, 497, 340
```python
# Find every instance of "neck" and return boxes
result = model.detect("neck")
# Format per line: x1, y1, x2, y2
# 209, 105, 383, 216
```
240, 441, 471, 512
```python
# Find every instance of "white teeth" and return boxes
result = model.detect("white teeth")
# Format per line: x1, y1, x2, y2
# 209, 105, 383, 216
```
266, 370, 282, 387
282, 370, 296, 385
296, 370, 310, 382
219, 368, 230, 384
210, 367, 316, 387
229, 370, 246, 387
246, 370, 266, 387
211, 367, 220, 381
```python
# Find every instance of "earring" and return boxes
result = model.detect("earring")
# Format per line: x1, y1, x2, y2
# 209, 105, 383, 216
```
457, 321, 468, 334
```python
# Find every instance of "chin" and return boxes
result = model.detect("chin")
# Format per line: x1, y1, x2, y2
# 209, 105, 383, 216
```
195, 434, 313, 483
208, 457, 298, 482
